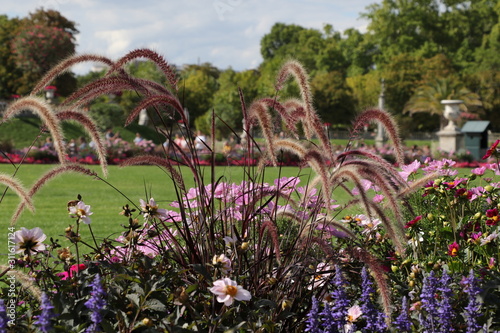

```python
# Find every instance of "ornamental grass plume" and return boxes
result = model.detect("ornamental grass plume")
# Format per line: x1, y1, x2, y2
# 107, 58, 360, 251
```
2, 97, 66, 164
0, 266, 42, 302
0, 172, 34, 216
34, 293, 55, 333
31, 53, 114, 95
56, 110, 108, 177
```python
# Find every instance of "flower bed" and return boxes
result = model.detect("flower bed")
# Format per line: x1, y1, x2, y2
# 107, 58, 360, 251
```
0, 51, 499, 332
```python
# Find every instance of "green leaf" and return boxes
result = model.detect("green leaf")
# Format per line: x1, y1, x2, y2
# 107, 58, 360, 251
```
144, 299, 167, 312
126, 293, 141, 308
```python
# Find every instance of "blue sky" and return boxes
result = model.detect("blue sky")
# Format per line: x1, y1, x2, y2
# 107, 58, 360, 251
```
4, 0, 376, 74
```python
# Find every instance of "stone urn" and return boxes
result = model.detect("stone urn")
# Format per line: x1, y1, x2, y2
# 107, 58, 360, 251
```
441, 99, 463, 131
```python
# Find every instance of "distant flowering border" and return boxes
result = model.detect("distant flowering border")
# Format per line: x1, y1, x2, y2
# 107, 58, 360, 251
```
0, 152, 295, 166
0, 151, 494, 167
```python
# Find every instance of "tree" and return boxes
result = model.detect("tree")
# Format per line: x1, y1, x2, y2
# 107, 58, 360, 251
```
197, 68, 260, 139
439, 0, 499, 70
0, 15, 22, 99
10, 8, 78, 96
310, 71, 357, 127
361, 0, 442, 65
362, 0, 498, 71
260, 23, 308, 61
403, 77, 483, 129
380, 53, 424, 114
23, 8, 79, 38
179, 63, 220, 125
346, 72, 381, 111
338, 28, 376, 76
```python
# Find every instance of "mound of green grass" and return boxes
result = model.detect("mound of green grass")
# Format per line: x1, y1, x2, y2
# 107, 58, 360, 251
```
0, 117, 163, 150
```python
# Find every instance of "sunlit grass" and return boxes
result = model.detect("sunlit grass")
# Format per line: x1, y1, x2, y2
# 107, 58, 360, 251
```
0, 163, 474, 254
0, 164, 314, 251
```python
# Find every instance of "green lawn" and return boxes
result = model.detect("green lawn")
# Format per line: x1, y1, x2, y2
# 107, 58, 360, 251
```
0, 164, 314, 250
0, 162, 475, 254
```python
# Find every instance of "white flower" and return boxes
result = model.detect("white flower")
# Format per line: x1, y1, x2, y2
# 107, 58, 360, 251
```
308, 263, 332, 290
139, 198, 169, 220
68, 201, 93, 224
212, 254, 232, 275
354, 214, 382, 234
209, 278, 251, 306
14, 227, 47, 255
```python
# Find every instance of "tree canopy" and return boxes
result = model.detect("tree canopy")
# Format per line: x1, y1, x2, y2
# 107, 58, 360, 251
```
1, 1, 499, 132
0, 8, 78, 97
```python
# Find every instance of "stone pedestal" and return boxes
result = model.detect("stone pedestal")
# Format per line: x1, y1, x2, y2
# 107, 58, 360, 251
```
437, 99, 464, 153
437, 129, 464, 153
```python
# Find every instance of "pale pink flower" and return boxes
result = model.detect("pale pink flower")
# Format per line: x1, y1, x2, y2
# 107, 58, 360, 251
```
352, 179, 379, 195
223, 235, 238, 247
468, 186, 485, 202
373, 194, 385, 203
212, 254, 232, 275
422, 159, 458, 176
68, 201, 93, 224
274, 176, 300, 195
399, 160, 421, 181
210, 278, 251, 306
14, 227, 47, 255
480, 231, 499, 246
344, 305, 363, 331
471, 166, 487, 176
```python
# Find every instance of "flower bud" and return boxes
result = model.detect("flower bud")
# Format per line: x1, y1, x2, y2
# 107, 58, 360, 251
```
485, 185, 494, 193
402, 258, 411, 265
142, 318, 153, 327
427, 213, 434, 221
281, 299, 292, 310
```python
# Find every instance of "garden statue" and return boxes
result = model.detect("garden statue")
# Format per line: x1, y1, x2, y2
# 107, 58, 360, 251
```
437, 99, 464, 153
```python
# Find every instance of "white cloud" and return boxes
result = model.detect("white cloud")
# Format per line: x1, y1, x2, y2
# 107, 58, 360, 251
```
4, 0, 375, 74
94, 30, 131, 57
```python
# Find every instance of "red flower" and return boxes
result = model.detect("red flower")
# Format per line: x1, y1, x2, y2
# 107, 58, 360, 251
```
482, 139, 500, 159
405, 215, 422, 229
56, 263, 86, 280
447, 242, 460, 257
486, 208, 499, 226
